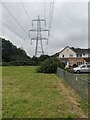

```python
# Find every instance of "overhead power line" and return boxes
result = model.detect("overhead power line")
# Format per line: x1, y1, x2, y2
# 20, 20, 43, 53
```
2, 2, 55, 57
49, 0, 55, 32
2, 3, 29, 37
44, 0, 46, 20
20, 0, 31, 25
2, 21, 30, 44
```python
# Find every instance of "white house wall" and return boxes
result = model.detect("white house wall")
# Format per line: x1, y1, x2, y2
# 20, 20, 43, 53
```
59, 47, 76, 58
82, 54, 88, 58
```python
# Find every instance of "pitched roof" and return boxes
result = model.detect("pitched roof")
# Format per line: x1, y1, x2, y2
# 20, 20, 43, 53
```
58, 46, 90, 55
59, 46, 76, 54
70, 47, 90, 54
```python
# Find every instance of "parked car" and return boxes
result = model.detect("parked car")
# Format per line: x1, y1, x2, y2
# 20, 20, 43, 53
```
73, 64, 90, 73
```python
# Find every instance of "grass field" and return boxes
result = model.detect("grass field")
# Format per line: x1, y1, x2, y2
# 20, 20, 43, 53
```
0, 67, 2, 119
2, 66, 88, 118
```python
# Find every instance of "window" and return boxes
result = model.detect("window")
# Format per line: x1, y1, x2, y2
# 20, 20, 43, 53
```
69, 54, 73, 57
77, 62, 82, 65
87, 65, 90, 68
80, 54, 82, 57
80, 65, 86, 68
62, 54, 64, 58
77, 54, 82, 57
77, 54, 78, 57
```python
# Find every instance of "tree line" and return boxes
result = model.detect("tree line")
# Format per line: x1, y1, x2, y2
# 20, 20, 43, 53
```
0, 37, 65, 73
1, 38, 51, 66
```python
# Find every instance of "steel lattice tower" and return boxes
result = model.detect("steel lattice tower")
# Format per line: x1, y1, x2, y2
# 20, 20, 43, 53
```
29, 16, 49, 57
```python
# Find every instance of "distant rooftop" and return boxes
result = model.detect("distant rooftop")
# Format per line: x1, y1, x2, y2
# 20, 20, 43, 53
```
70, 47, 90, 54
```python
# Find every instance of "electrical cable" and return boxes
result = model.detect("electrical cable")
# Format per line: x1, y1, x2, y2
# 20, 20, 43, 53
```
20, 0, 31, 25
2, 21, 30, 44
49, 0, 55, 33
2, 3, 29, 37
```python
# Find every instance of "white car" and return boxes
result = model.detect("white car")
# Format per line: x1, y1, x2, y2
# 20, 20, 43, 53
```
73, 64, 90, 73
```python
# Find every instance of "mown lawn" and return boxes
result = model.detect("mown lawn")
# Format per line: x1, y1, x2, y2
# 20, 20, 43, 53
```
2, 66, 88, 118
0, 67, 2, 119
79, 74, 90, 80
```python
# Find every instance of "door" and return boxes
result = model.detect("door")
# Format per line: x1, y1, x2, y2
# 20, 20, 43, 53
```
80, 65, 87, 72
87, 64, 90, 72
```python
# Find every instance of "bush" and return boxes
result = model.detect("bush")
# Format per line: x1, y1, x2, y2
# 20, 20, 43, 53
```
37, 57, 65, 73
2, 60, 38, 66
2, 62, 12, 66
64, 68, 73, 73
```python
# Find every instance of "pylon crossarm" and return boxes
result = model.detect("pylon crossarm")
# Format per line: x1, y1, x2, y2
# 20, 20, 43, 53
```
32, 19, 45, 21
31, 37, 48, 40
39, 19, 45, 21
40, 20, 46, 26
29, 29, 37, 32
32, 19, 37, 21
41, 29, 49, 31
40, 37, 48, 40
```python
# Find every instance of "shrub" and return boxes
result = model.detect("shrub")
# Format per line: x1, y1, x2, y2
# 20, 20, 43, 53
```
2, 60, 38, 66
2, 62, 11, 66
37, 57, 65, 73
64, 68, 73, 73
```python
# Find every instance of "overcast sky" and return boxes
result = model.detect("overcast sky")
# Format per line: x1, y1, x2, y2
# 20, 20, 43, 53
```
0, 0, 89, 57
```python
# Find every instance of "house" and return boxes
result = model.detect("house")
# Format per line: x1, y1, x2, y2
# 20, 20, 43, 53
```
58, 46, 90, 67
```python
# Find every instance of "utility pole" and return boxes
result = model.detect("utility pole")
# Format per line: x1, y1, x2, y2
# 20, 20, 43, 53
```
29, 15, 49, 57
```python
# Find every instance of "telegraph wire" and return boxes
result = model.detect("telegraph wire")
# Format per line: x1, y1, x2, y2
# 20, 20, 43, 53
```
2, 3, 29, 37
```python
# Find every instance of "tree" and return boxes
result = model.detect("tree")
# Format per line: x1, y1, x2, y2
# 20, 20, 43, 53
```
37, 57, 65, 73
1, 38, 30, 62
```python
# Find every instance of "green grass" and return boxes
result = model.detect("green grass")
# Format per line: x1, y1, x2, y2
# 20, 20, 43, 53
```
0, 66, 2, 119
79, 74, 90, 80
2, 66, 88, 118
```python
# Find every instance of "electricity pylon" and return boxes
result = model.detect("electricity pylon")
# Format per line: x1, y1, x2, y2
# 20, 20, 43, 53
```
29, 15, 49, 57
